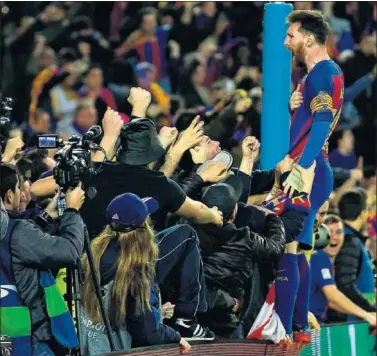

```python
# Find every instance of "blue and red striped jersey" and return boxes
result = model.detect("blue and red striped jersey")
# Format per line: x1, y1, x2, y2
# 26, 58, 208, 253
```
289, 60, 344, 162
134, 26, 169, 81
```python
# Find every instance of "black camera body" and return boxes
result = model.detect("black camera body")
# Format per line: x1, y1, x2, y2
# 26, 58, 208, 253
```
53, 136, 93, 190
38, 126, 102, 191
0, 97, 12, 140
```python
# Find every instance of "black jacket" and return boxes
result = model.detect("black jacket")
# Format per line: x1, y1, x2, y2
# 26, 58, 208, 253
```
334, 223, 375, 313
197, 215, 285, 294
190, 214, 284, 336
9, 209, 85, 342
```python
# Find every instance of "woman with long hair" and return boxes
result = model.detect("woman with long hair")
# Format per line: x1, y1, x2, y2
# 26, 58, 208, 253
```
80, 193, 191, 353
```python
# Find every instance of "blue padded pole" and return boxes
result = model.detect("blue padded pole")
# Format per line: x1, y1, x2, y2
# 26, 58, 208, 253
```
260, 2, 293, 170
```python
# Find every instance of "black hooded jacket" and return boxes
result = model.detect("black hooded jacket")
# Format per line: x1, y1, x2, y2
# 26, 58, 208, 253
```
198, 216, 285, 298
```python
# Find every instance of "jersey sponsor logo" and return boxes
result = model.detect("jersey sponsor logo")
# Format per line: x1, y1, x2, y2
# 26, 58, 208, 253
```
321, 268, 332, 280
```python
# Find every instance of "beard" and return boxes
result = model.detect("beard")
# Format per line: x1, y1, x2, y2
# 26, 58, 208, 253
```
293, 42, 306, 66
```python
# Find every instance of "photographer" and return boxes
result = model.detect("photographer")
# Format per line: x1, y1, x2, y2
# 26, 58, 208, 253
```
0, 198, 8, 239
0, 162, 86, 355
1, 163, 59, 235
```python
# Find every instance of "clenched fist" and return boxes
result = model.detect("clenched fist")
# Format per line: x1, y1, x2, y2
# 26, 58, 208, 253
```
102, 107, 123, 138
128, 87, 151, 117
242, 136, 260, 160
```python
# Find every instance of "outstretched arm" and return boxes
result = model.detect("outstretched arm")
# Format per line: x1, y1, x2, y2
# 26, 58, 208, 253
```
323, 285, 376, 325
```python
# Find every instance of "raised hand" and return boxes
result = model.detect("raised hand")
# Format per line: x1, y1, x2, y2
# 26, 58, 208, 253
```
2, 137, 24, 163
174, 116, 204, 152
159, 126, 178, 149
127, 87, 152, 117
242, 136, 260, 161
102, 107, 123, 139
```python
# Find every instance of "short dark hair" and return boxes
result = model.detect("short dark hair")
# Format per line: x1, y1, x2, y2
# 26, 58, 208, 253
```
16, 157, 33, 182
338, 189, 367, 221
0, 163, 20, 201
287, 10, 331, 45
25, 149, 49, 183
83, 63, 103, 78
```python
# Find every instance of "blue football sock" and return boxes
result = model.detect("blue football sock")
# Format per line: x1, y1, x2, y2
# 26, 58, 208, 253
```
275, 253, 299, 334
293, 253, 311, 330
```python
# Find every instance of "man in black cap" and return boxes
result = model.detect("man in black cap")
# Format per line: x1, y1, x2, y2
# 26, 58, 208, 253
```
181, 175, 286, 338
80, 87, 223, 238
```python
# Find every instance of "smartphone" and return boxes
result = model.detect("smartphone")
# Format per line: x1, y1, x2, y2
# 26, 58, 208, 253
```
37, 135, 60, 149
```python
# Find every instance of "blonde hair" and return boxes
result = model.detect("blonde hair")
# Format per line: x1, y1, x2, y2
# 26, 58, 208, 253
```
81, 218, 158, 329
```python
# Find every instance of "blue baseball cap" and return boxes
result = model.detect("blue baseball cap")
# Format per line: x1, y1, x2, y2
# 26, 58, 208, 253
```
106, 193, 159, 229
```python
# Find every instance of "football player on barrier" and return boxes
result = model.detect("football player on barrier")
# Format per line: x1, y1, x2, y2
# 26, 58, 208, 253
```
273, 10, 345, 347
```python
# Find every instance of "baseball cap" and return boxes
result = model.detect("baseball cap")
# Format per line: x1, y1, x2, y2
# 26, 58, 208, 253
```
106, 193, 159, 229
196, 150, 233, 175
201, 175, 243, 220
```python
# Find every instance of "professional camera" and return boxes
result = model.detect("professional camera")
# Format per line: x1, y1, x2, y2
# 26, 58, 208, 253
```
0, 97, 12, 140
37, 126, 103, 191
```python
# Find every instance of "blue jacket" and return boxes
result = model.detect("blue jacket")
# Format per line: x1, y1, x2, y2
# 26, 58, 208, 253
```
99, 239, 181, 348
4, 209, 84, 343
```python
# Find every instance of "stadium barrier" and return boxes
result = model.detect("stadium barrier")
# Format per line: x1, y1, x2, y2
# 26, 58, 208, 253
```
102, 322, 375, 356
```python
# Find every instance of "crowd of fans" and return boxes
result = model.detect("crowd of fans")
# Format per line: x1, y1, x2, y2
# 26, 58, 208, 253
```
0, 1, 376, 355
